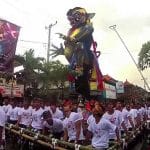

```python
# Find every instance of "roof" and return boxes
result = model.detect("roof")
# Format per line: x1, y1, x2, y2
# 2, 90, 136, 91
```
124, 79, 133, 86
103, 74, 118, 84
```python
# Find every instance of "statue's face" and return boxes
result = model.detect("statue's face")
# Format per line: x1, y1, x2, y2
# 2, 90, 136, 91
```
67, 10, 86, 28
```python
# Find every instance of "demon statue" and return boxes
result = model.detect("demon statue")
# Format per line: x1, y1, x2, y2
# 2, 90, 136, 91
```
51, 7, 103, 100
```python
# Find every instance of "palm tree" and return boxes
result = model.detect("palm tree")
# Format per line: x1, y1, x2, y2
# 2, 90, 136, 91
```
15, 49, 45, 96
138, 41, 150, 70
15, 49, 70, 98
38, 60, 69, 97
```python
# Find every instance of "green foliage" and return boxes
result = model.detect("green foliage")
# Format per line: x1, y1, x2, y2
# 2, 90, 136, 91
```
39, 60, 69, 88
138, 41, 150, 70
15, 49, 70, 98
23, 49, 44, 71
15, 49, 45, 86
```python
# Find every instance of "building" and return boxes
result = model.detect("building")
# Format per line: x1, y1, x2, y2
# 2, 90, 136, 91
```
117, 79, 149, 103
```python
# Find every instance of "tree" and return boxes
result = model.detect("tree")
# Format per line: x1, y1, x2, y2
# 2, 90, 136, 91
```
38, 60, 69, 97
15, 49, 70, 98
138, 41, 150, 70
15, 49, 45, 94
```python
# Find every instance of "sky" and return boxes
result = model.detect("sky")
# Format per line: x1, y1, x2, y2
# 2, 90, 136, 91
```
0, 0, 150, 90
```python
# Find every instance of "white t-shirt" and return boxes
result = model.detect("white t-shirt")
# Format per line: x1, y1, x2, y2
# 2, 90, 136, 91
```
18, 107, 32, 126
44, 106, 51, 111
138, 107, 146, 121
122, 108, 130, 129
142, 107, 146, 116
50, 108, 64, 120
0, 106, 6, 127
7, 107, 19, 121
147, 107, 150, 119
43, 118, 63, 133
129, 109, 138, 126
31, 108, 44, 129
88, 117, 116, 149
103, 110, 123, 139
3, 104, 12, 114
63, 112, 84, 141
87, 114, 95, 125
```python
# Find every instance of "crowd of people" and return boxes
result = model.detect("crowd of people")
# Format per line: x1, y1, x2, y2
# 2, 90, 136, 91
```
0, 96, 149, 150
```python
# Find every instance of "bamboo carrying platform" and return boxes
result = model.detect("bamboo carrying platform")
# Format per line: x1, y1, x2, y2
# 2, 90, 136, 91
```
4, 121, 150, 150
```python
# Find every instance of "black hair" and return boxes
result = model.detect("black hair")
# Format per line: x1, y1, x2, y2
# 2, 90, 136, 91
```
33, 97, 42, 102
66, 9, 73, 16
42, 111, 51, 119
66, 7, 85, 16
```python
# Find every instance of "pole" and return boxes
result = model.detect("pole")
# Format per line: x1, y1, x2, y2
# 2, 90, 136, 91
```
109, 25, 150, 91
141, 78, 147, 90
45, 21, 57, 62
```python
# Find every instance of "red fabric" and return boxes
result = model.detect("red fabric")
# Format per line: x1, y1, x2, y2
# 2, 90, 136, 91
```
0, 88, 4, 94
63, 99, 72, 106
94, 59, 104, 90
92, 41, 100, 58
85, 102, 91, 111
93, 40, 103, 90
85, 100, 96, 112
67, 74, 75, 82
92, 40, 104, 91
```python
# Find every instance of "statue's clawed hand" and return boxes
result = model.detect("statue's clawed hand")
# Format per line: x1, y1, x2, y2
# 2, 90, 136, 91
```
50, 43, 64, 58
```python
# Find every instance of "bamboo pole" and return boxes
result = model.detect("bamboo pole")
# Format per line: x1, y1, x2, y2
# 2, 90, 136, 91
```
5, 124, 92, 150
5, 122, 147, 150
6, 126, 67, 150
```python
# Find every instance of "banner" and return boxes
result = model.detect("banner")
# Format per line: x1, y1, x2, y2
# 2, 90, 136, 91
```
0, 19, 20, 72
116, 81, 124, 93
104, 83, 116, 99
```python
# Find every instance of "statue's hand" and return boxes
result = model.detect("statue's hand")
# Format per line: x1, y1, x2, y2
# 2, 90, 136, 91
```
50, 43, 64, 58
56, 33, 76, 43
56, 33, 67, 40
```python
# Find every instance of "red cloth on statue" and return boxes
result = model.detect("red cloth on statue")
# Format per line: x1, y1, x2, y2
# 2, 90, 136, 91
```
67, 74, 75, 82
92, 40, 103, 91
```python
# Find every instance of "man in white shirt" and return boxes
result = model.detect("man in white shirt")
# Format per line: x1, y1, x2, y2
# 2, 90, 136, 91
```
31, 98, 44, 131
129, 103, 139, 128
42, 111, 63, 139
63, 100, 84, 144
103, 102, 127, 140
122, 103, 134, 131
140, 104, 147, 121
0, 101, 6, 148
50, 103, 64, 120
17, 100, 32, 128
147, 103, 150, 119
86, 106, 120, 150
7, 100, 19, 124
2, 97, 11, 114
44, 100, 51, 111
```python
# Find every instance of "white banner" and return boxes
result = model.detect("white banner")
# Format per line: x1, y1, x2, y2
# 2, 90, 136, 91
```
116, 81, 124, 93
104, 83, 116, 99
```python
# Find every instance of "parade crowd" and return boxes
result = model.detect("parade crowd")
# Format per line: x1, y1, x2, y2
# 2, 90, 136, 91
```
0, 96, 149, 150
